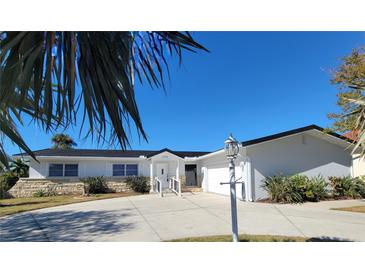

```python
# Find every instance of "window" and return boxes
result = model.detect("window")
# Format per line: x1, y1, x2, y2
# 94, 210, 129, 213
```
65, 164, 78, 177
126, 164, 138, 176
112, 164, 138, 176
113, 164, 125, 176
49, 164, 64, 177
49, 163, 78, 177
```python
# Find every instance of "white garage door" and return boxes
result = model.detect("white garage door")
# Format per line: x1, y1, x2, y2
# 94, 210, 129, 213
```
205, 164, 244, 199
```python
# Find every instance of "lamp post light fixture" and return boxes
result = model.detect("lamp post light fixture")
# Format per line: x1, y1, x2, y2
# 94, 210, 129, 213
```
224, 134, 240, 242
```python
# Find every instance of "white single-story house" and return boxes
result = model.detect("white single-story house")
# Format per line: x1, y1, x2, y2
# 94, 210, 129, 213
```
13, 125, 356, 201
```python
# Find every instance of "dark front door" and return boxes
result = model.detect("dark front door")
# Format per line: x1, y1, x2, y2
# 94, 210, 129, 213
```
185, 164, 197, 186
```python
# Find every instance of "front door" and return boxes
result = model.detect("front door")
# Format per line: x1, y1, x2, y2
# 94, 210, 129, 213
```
185, 164, 198, 186
156, 163, 168, 188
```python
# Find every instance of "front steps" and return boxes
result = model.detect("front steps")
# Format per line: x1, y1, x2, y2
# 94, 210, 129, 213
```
182, 187, 202, 193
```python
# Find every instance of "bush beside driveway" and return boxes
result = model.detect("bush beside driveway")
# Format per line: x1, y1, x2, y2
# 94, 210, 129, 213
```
262, 175, 365, 203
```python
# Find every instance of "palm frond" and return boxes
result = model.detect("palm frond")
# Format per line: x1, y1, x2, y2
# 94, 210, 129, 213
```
0, 31, 207, 167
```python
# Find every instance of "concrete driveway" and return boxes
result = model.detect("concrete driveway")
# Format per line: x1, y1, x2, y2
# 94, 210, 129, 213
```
1, 192, 365, 241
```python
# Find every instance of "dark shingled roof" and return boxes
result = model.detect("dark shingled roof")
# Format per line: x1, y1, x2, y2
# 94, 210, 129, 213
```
13, 148, 210, 158
13, 125, 352, 159
145, 148, 209, 158
206, 124, 354, 155
240, 124, 353, 147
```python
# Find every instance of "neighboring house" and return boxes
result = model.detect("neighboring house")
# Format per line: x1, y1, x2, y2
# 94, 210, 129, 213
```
13, 125, 355, 201
343, 130, 365, 177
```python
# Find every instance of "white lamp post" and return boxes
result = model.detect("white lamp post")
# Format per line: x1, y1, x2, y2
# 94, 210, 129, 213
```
224, 134, 240, 242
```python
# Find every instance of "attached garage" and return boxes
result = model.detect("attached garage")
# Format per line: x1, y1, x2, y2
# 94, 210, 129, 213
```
199, 125, 354, 201
200, 152, 249, 201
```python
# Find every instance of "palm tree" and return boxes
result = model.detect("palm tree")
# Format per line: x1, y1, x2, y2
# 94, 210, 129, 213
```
0, 32, 207, 167
51, 133, 77, 149
9, 158, 29, 177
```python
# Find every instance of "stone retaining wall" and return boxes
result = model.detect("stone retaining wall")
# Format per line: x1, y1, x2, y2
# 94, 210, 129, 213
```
8, 178, 132, 198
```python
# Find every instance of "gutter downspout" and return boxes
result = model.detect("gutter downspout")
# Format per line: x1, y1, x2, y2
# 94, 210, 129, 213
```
239, 156, 252, 202
238, 148, 253, 202
245, 156, 253, 202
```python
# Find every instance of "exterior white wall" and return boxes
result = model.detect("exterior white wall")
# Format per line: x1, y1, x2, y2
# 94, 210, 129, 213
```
29, 157, 147, 178
29, 158, 46, 178
139, 160, 150, 177
352, 154, 365, 177
81, 160, 107, 177
28, 153, 192, 180
248, 133, 352, 200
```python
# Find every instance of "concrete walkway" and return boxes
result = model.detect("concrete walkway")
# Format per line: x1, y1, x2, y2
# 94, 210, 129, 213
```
1, 193, 365, 241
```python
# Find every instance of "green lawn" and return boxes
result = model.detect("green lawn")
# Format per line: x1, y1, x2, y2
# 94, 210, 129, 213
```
169, 234, 308, 242
0, 192, 140, 217
332, 205, 365, 213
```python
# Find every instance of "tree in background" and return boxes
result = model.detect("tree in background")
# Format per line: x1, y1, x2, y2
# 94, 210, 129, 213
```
328, 47, 365, 133
9, 158, 29, 177
329, 47, 365, 155
0, 32, 207, 167
0, 158, 27, 198
51, 133, 77, 149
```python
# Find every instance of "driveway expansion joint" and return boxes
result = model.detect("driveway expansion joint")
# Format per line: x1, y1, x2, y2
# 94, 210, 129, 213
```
184, 196, 232, 226
127, 197, 163, 241
273, 205, 307, 237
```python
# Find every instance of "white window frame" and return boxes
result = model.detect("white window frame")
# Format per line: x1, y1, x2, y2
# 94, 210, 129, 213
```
48, 163, 79, 178
112, 163, 139, 177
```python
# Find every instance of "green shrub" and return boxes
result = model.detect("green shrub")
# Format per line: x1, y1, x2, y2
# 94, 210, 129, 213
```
0, 171, 19, 188
33, 189, 48, 197
261, 175, 303, 204
125, 176, 150, 193
329, 176, 365, 199
32, 188, 56, 197
81, 176, 108, 195
328, 176, 351, 198
0, 181, 9, 199
305, 176, 328, 202
262, 174, 329, 203
0, 172, 19, 199
264, 175, 365, 203
351, 177, 365, 198
289, 174, 309, 199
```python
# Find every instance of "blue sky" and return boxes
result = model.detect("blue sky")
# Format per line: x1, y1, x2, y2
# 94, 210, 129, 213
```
5, 32, 365, 155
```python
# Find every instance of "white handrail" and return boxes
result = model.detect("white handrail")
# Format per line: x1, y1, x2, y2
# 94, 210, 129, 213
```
169, 176, 182, 197
154, 177, 163, 197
